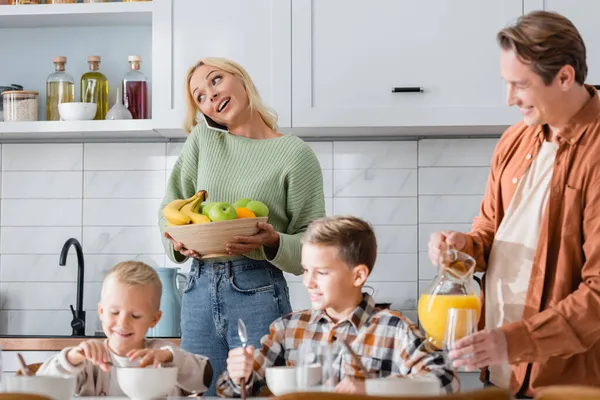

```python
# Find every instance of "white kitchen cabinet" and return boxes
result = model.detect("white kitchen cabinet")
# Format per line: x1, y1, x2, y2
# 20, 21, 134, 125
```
152, 0, 292, 136
291, 0, 523, 129
526, 1, 600, 88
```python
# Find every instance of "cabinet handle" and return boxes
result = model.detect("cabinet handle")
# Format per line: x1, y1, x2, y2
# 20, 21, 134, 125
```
391, 87, 424, 93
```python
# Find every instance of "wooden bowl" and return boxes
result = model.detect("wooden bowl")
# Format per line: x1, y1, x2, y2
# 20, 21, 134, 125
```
165, 217, 268, 258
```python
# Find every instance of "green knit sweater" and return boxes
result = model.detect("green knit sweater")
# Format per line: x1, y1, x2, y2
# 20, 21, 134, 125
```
158, 123, 326, 275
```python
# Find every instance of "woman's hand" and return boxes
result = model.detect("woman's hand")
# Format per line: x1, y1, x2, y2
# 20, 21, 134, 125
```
165, 233, 202, 259
226, 222, 280, 255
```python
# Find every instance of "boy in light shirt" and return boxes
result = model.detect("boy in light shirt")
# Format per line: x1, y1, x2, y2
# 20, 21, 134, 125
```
217, 215, 458, 397
38, 261, 212, 396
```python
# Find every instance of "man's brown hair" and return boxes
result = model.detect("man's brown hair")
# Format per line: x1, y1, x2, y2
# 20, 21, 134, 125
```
302, 215, 377, 273
497, 10, 587, 85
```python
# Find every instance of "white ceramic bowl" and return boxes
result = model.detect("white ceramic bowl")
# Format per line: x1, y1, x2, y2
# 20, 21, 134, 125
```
265, 365, 321, 395
365, 376, 441, 397
3, 375, 76, 400
116, 366, 178, 399
58, 102, 97, 121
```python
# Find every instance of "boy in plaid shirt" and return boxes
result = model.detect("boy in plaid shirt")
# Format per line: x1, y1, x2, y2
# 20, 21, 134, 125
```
217, 216, 459, 396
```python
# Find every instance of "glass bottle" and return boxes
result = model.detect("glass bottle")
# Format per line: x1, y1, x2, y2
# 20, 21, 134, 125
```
46, 56, 75, 121
122, 55, 149, 120
81, 56, 108, 120
417, 247, 482, 348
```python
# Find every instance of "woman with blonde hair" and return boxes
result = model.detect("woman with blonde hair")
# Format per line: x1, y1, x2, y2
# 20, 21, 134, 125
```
158, 57, 325, 395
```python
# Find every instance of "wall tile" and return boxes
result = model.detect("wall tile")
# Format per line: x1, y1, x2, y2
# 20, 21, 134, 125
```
334, 169, 417, 197
307, 142, 333, 169
2, 144, 82, 171
368, 253, 418, 282
0, 254, 77, 282
84, 143, 166, 171
83, 227, 164, 255
0, 311, 72, 335
418, 138, 498, 167
322, 170, 333, 198
373, 225, 417, 254
84, 171, 166, 199
1, 227, 81, 254
2, 172, 82, 199
419, 196, 483, 224
2, 199, 82, 227
166, 142, 185, 171
419, 167, 489, 195
334, 141, 417, 169
85, 254, 167, 282
334, 197, 417, 225
83, 199, 162, 226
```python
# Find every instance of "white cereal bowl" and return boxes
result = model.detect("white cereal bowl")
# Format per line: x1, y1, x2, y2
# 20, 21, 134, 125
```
3, 375, 76, 400
116, 366, 178, 399
265, 365, 321, 395
58, 102, 97, 121
365, 376, 441, 397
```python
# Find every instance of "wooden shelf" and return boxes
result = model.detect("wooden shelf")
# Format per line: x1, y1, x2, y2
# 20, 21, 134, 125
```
0, 120, 162, 140
0, 2, 153, 28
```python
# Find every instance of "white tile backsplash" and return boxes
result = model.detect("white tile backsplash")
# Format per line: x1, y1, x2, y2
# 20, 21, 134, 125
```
0, 138, 493, 334
84, 171, 166, 198
334, 169, 417, 197
2, 171, 82, 199
2, 199, 82, 227
84, 143, 166, 171
2, 144, 82, 171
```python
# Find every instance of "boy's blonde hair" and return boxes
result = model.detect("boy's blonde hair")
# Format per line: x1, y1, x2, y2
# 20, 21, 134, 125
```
302, 216, 377, 274
101, 261, 162, 310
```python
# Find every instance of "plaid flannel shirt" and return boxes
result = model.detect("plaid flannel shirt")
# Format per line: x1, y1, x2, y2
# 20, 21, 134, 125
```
216, 294, 459, 397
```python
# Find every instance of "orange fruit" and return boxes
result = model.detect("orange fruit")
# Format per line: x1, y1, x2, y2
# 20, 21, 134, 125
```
236, 207, 256, 218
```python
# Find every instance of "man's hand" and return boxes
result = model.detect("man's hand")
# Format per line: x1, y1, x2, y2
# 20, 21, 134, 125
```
449, 328, 508, 371
428, 231, 468, 266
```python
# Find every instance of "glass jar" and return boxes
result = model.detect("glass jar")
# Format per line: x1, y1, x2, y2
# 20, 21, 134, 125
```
2, 91, 39, 122
122, 55, 148, 119
8, 0, 40, 4
417, 248, 482, 348
46, 56, 75, 121
0, 85, 23, 122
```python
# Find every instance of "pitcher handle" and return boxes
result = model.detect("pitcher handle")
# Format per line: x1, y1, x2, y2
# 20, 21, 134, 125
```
176, 272, 187, 291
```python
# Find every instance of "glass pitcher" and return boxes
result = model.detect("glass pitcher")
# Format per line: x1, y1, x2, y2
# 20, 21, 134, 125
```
417, 247, 482, 348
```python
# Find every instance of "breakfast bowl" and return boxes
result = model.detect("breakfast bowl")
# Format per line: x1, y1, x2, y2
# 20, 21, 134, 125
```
365, 375, 441, 396
58, 102, 97, 121
3, 375, 76, 400
165, 216, 268, 258
116, 366, 178, 399
265, 364, 322, 395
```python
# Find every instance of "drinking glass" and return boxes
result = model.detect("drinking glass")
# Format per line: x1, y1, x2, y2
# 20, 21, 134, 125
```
443, 308, 477, 372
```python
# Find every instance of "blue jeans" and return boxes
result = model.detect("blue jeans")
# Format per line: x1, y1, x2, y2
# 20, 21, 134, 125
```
180, 257, 293, 396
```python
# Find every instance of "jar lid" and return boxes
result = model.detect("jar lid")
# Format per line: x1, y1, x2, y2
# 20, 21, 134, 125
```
53, 56, 67, 63
88, 55, 101, 62
128, 55, 141, 62
1, 90, 39, 96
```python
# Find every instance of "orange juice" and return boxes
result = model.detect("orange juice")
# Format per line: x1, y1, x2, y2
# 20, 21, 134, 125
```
418, 294, 481, 348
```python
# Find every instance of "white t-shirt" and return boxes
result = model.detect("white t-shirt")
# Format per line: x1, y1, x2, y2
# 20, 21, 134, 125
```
485, 141, 558, 388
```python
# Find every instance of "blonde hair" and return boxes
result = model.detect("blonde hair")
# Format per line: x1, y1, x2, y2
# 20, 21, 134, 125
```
101, 261, 162, 310
184, 57, 278, 133
302, 216, 378, 274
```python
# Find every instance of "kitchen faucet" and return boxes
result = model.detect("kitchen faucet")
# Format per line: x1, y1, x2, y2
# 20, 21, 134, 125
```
59, 238, 86, 336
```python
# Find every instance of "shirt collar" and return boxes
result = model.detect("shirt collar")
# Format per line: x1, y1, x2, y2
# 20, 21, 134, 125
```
308, 293, 377, 332
534, 85, 600, 144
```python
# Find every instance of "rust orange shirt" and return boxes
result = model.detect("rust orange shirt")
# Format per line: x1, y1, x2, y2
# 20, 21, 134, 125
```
464, 86, 600, 396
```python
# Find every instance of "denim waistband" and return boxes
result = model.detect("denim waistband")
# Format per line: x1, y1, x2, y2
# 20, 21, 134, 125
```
190, 256, 274, 277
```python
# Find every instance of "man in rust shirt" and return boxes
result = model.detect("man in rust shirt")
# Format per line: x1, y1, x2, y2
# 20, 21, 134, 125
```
429, 10, 600, 398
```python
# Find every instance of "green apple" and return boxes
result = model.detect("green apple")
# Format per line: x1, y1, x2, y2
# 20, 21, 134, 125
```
201, 202, 219, 217
208, 202, 238, 222
246, 200, 269, 217
233, 197, 252, 208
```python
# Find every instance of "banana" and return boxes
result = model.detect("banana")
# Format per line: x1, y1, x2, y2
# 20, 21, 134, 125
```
163, 190, 210, 226
181, 195, 212, 224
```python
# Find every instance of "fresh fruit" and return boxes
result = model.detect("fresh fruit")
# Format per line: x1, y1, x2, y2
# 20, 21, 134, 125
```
163, 190, 207, 226
236, 207, 257, 219
188, 213, 211, 224
181, 196, 203, 215
246, 200, 269, 217
208, 202, 238, 222
201, 201, 219, 217
233, 198, 252, 208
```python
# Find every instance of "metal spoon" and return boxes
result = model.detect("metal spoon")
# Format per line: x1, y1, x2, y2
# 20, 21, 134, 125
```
341, 339, 371, 379
237, 319, 248, 400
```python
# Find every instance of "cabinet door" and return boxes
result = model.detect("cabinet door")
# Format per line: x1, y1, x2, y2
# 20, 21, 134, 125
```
534, 1, 600, 88
291, 0, 523, 128
152, 0, 291, 135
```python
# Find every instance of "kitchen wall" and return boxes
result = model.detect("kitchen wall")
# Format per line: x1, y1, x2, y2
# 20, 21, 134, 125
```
0, 137, 498, 336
